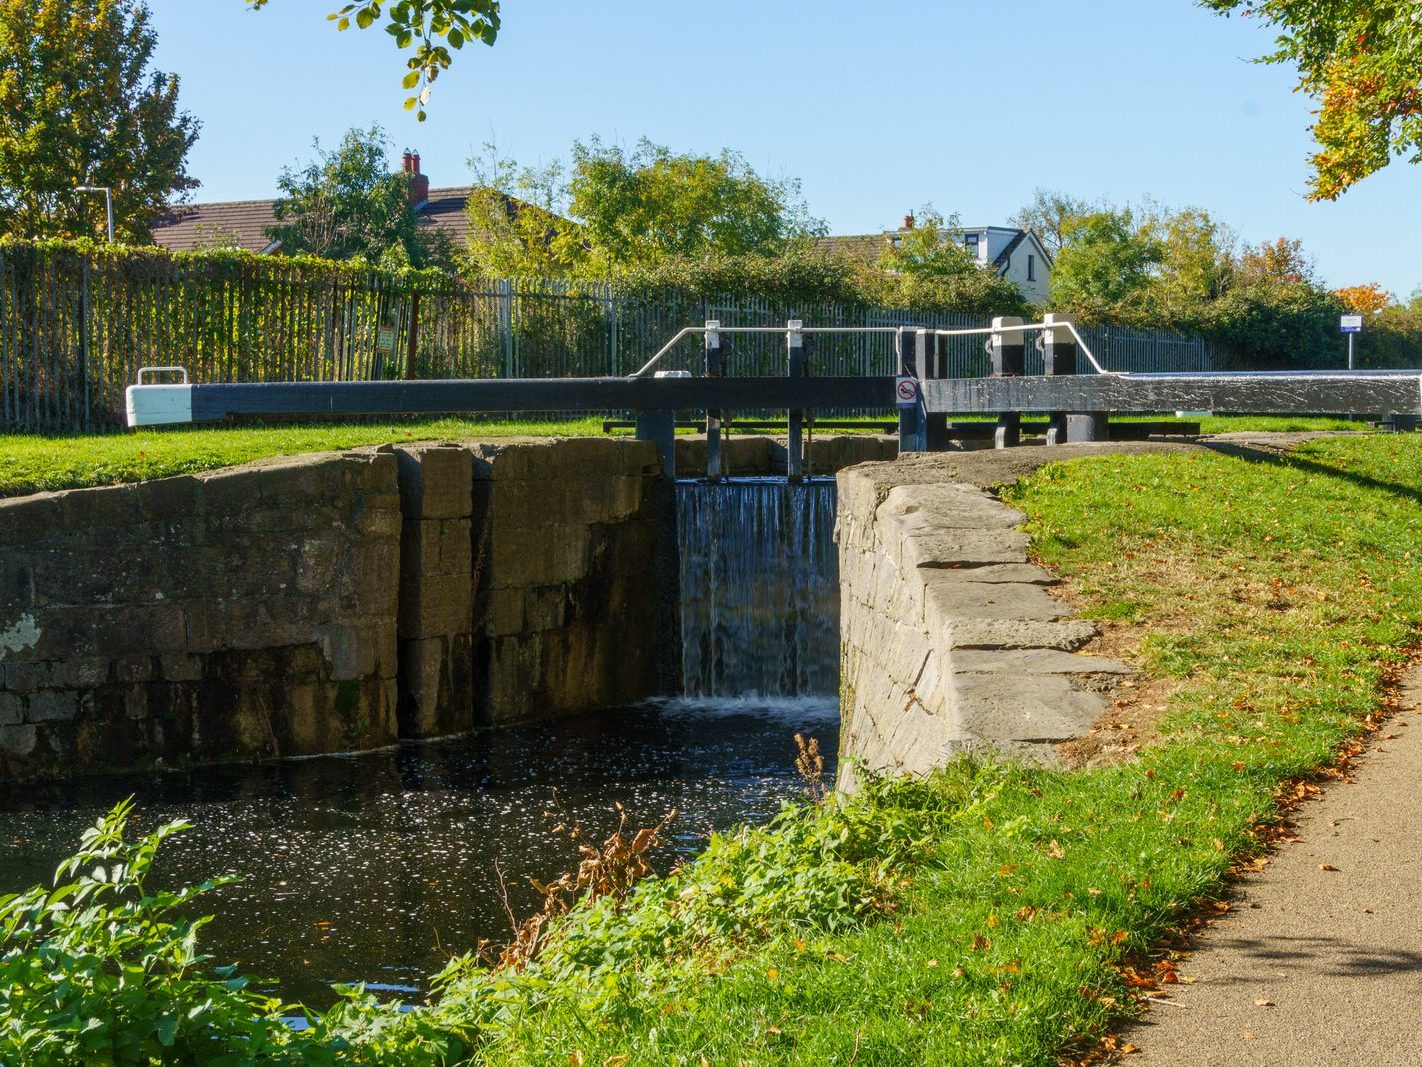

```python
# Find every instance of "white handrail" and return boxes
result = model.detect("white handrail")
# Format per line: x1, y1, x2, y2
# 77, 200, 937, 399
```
136, 366, 189, 384
629, 325, 907, 378
628, 319, 1118, 378
923, 321, 1117, 376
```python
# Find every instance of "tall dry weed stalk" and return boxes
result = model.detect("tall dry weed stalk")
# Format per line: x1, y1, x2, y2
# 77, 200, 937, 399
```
795, 733, 827, 805
495, 802, 678, 971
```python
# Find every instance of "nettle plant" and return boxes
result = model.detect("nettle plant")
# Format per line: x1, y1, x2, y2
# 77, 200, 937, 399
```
0, 799, 313, 1065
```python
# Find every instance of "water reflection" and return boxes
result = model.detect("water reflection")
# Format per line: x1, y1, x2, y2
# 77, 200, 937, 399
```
0, 698, 837, 1007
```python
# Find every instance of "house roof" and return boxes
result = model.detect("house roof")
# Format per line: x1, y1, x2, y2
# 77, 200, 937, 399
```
150, 184, 484, 254
150, 199, 283, 253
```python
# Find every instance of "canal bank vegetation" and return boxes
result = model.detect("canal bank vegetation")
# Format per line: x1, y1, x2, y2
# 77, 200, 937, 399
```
4, 432, 1422, 1063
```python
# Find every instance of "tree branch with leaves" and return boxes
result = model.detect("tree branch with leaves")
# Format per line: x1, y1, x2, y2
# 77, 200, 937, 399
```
1203, 0, 1422, 199
247, 0, 500, 120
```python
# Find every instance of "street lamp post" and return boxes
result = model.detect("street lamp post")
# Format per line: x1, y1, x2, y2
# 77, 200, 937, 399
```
75, 186, 114, 243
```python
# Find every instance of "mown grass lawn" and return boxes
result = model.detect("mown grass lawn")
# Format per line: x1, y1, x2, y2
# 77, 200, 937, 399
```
5, 432, 1418, 1066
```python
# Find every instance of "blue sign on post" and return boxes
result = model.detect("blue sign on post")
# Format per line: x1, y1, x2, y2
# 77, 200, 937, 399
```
1340, 314, 1363, 334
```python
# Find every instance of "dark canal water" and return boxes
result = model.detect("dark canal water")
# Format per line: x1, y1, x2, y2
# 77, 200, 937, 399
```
0, 698, 838, 1007
0, 477, 842, 1008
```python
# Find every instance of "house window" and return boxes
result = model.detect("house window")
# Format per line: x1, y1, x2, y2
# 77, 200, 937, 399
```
964, 233, 979, 258
1027, 254, 1036, 282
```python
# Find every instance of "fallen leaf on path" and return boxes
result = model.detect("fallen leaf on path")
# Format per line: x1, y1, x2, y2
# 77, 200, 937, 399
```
1255, 997, 1275, 1007
1320, 863, 1339, 872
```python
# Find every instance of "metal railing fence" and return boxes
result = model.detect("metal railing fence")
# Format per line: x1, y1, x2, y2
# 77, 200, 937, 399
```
0, 244, 1223, 432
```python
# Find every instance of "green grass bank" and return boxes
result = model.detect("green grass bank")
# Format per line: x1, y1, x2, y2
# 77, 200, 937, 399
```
0, 414, 1365, 498
3, 432, 1419, 1065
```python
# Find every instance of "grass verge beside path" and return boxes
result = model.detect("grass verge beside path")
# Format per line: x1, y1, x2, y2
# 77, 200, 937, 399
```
4, 434, 1420, 1065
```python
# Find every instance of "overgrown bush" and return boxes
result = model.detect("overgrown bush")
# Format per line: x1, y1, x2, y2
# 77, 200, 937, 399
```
0, 799, 313, 1064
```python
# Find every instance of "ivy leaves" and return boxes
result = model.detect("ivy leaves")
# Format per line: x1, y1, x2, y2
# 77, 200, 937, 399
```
249, 0, 501, 121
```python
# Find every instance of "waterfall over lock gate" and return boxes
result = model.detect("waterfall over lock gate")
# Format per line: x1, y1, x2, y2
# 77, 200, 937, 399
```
676, 478, 839, 699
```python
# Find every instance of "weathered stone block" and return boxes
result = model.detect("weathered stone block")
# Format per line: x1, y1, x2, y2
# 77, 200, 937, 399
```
951, 649, 1132, 675
25, 690, 76, 723
949, 671, 1107, 743
0, 724, 37, 757
317, 624, 380, 681
943, 617, 1099, 651
0, 692, 22, 725
922, 579, 1068, 623
134, 475, 199, 524
1, 559, 34, 611
399, 579, 471, 638
401, 518, 472, 579
396, 444, 473, 520
483, 588, 525, 636
124, 687, 148, 721
0, 494, 63, 547
60, 484, 141, 530
158, 652, 204, 682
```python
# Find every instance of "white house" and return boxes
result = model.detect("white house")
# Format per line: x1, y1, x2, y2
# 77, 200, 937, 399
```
821, 215, 1054, 305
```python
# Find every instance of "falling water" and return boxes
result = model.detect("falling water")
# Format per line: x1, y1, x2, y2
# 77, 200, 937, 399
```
676, 477, 839, 698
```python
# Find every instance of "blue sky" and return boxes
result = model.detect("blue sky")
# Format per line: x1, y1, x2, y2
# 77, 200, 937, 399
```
150, 1, 1419, 298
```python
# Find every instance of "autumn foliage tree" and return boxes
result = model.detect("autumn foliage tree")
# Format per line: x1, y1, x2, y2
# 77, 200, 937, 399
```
0, 0, 199, 242
1203, 0, 1422, 199
1334, 282, 1391, 315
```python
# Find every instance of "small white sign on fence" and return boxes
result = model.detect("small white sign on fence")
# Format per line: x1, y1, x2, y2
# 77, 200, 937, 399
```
1340, 314, 1363, 334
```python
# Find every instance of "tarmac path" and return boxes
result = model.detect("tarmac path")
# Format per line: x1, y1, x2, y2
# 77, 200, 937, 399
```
1122, 667, 1422, 1065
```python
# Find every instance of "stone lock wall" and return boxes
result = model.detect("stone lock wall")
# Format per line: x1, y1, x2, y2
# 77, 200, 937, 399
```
471, 439, 676, 725
835, 466, 1131, 789
0, 438, 675, 781
0, 452, 403, 779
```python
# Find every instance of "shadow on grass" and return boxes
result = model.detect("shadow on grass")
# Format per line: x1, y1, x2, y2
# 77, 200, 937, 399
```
1201, 438, 1422, 510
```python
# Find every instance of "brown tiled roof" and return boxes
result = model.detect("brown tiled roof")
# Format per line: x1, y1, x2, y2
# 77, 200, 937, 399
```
150, 199, 282, 253
818, 233, 891, 266
151, 185, 488, 255
416, 185, 475, 247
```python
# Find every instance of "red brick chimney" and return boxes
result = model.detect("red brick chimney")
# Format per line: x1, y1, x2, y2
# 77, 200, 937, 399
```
902, 212, 915, 230
404, 150, 429, 208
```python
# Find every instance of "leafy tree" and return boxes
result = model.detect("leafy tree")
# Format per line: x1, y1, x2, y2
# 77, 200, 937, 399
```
247, 0, 499, 121
1146, 205, 1237, 319
568, 138, 825, 272
868, 206, 1031, 316
1008, 189, 1098, 258
462, 143, 576, 276
1202, 0, 1422, 199
1049, 209, 1164, 320
267, 124, 450, 269
464, 137, 825, 277
1200, 237, 1344, 368
0, 0, 199, 243
875, 207, 978, 279
1359, 288, 1422, 367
